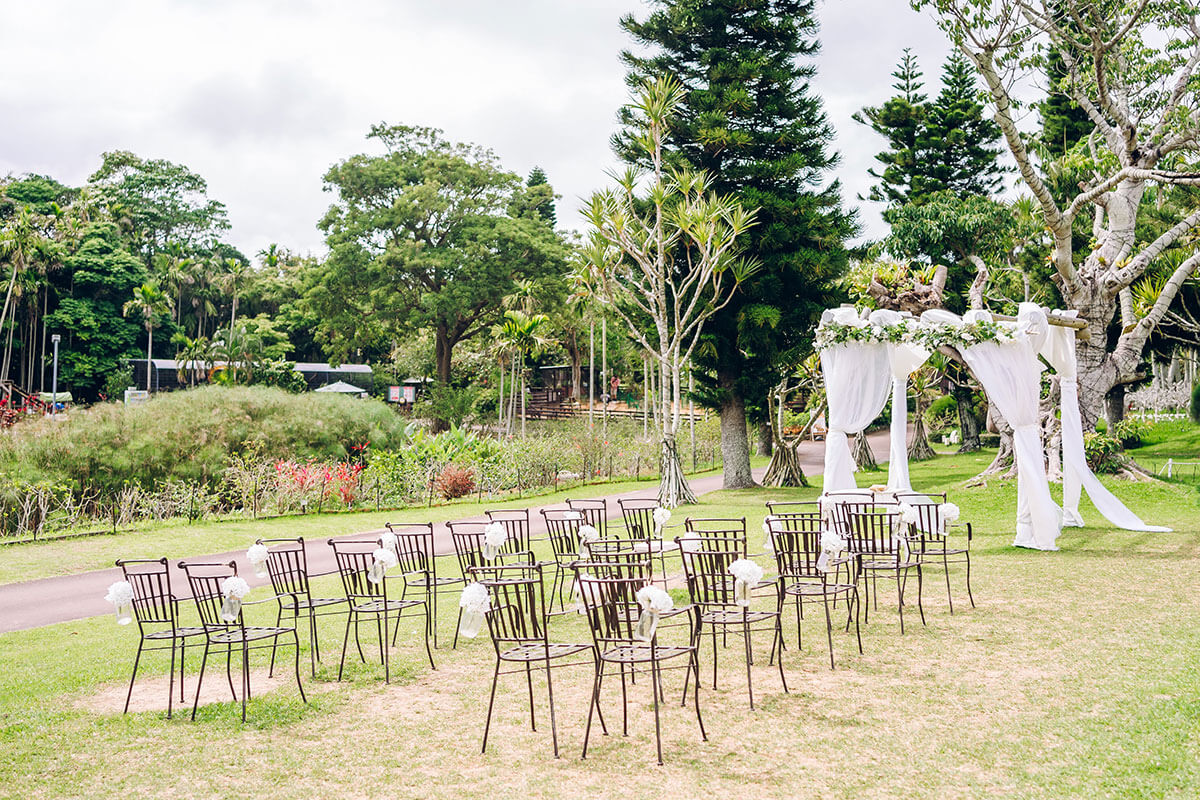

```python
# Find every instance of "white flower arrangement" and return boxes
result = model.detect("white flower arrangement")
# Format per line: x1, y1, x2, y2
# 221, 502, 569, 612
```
761, 516, 776, 551
482, 521, 507, 561
563, 510, 584, 522
652, 507, 671, 536
458, 582, 491, 639
368, 546, 399, 584
219, 576, 251, 623
634, 585, 674, 642
815, 313, 1019, 352
938, 502, 961, 534
729, 558, 764, 607
379, 530, 398, 554
247, 543, 269, 578
576, 524, 600, 560
897, 503, 920, 526
817, 528, 846, 574
104, 580, 135, 625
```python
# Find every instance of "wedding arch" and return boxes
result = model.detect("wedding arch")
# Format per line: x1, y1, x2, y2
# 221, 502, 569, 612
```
814, 304, 1170, 551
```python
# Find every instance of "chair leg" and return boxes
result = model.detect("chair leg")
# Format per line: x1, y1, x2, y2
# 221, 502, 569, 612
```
452, 606, 463, 650
482, 658, 500, 754
896, 569, 906, 635
917, 565, 926, 626
853, 587, 864, 653
225, 645, 237, 700
122, 639, 145, 715
241, 641, 249, 722
545, 654, 560, 758
650, 656, 664, 766
774, 614, 789, 693
742, 619, 754, 710
619, 663, 628, 736
431, 585, 439, 650
179, 639, 187, 703
269, 606, 283, 676
424, 602, 437, 670
822, 593, 836, 670
794, 593, 803, 649
337, 611, 353, 681
710, 625, 719, 690
308, 608, 318, 678
524, 662, 537, 731
943, 551, 954, 613
292, 630, 307, 704
582, 659, 605, 759
965, 551, 975, 608
191, 642, 210, 721
167, 636, 176, 719
692, 648, 707, 742
382, 611, 390, 685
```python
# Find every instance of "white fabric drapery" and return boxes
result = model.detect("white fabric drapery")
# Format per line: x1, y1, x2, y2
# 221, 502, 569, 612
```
869, 309, 931, 491
818, 308, 894, 492
1040, 318, 1171, 532
921, 305, 1063, 550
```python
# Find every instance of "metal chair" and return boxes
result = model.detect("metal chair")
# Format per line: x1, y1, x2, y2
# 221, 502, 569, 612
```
473, 563, 602, 758
566, 497, 608, 537
540, 508, 584, 612
256, 537, 348, 676
844, 507, 925, 633
485, 508, 536, 545
327, 538, 435, 683
574, 567, 706, 765
384, 522, 464, 648
448, 520, 536, 647
617, 497, 680, 583
178, 560, 306, 722
675, 537, 788, 709
767, 514, 862, 668
115, 557, 207, 718
764, 500, 822, 516
893, 492, 974, 612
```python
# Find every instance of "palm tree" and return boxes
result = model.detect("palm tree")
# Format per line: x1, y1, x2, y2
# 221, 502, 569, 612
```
123, 282, 173, 391
172, 333, 212, 387
497, 310, 550, 437
0, 208, 48, 387
221, 258, 249, 338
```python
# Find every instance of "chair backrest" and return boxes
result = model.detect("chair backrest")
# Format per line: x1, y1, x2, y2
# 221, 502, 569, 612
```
765, 500, 821, 516
683, 517, 748, 555
116, 557, 177, 628
617, 498, 659, 540
766, 514, 823, 580
845, 508, 904, 558
384, 522, 437, 579
257, 537, 312, 602
572, 565, 648, 644
677, 538, 745, 607
327, 538, 385, 602
484, 508, 532, 550
566, 497, 607, 536
893, 492, 949, 541
468, 563, 547, 652
540, 508, 583, 560
178, 560, 239, 632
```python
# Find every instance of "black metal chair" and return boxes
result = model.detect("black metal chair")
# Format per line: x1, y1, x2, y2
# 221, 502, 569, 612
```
256, 537, 348, 677
448, 521, 536, 647
327, 538, 435, 683
893, 492, 974, 612
540, 508, 585, 612
178, 560, 306, 722
764, 500, 822, 516
767, 514, 862, 668
843, 507, 925, 633
566, 497, 608, 537
485, 508, 536, 544
574, 567, 705, 765
675, 537, 788, 709
617, 498, 679, 583
115, 557, 207, 718
385, 522, 464, 648
473, 563, 603, 758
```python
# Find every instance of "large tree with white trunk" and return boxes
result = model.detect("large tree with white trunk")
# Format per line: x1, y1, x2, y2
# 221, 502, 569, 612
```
913, 0, 1200, 428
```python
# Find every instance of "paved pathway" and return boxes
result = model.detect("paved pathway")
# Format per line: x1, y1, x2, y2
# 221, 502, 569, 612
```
0, 431, 893, 633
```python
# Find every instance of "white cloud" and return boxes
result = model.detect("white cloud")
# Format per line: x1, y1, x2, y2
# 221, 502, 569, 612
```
0, 0, 952, 258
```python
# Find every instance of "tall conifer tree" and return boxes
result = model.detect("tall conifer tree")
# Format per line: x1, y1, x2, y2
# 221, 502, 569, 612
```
617, 0, 855, 488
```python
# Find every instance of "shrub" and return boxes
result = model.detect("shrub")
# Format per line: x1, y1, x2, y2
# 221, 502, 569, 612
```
435, 464, 476, 499
1084, 431, 1121, 474
1112, 417, 1151, 449
926, 394, 957, 421
1192, 382, 1200, 424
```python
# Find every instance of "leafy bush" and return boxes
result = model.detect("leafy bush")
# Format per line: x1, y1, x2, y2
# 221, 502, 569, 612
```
1084, 431, 1121, 474
0, 385, 407, 493
1192, 382, 1200, 424
435, 464, 476, 499
414, 383, 478, 428
1112, 417, 1151, 449
925, 394, 957, 420
251, 360, 308, 393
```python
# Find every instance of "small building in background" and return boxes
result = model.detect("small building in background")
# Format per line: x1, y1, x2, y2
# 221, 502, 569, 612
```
128, 360, 375, 394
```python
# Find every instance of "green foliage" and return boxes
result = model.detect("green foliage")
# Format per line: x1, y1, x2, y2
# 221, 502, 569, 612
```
101, 363, 134, 401
0, 385, 408, 493
1084, 431, 1121, 474
1192, 382, 1200, 424
926, 394, 958, 425
251, 360, 307, 393
414, 384, 479, 429
1112, 416, 1151, 449
618, 0, 854, 437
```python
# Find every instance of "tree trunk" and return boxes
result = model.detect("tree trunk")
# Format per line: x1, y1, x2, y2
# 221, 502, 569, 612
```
145, 326, 153, 391
756, 420, 773, 458
953, 382, 981, 453
907, 410, 936, 461
852, 430, 878, 472
762, 436, 808, 487
1105, 384, 1126, 430
717, 372, 756, 489
432, 325, 454, 433
567, 338, 582, 402
658, 433, 697, 507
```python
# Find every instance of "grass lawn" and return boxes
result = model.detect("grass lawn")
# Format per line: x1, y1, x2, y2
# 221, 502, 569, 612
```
2, 447, 1199, 798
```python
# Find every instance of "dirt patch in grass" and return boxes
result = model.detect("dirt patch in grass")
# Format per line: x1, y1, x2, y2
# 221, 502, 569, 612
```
73, 667, 319, 715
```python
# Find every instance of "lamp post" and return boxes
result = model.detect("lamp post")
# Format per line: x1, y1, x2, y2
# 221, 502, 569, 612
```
50, 334, 61, 418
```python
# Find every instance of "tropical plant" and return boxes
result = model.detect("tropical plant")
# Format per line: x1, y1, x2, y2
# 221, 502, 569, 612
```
122, 281, 172, 390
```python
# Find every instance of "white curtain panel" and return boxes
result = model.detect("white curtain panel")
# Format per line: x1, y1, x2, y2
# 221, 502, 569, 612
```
1040, 318, 1171, 532
922, 305, 1063, 550
869, 309, 931, 491
819, 308, 894, 492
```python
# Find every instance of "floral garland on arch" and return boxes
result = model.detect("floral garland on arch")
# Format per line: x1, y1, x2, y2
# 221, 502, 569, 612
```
813, 316, 1017, 352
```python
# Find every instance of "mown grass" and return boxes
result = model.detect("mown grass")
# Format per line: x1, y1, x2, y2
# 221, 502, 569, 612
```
2, 447, 1199, 798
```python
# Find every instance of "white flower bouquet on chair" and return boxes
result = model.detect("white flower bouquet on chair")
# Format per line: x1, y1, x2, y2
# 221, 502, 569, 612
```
246, 543, 269, 578
458, 583, 491, 638
576, 524, 600, 560
634, 585, 673, 642
220, 576, 251, 622
368, 546, 398, 585
728, 559, 764, 607
483, 522, 507, 561
104, 581, 134, 625
652, 507, 671, 537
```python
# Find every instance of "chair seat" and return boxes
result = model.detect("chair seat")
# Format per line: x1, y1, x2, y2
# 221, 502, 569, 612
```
782, 581, 856, 598
859, 558, 920, 571
352, 598, 423, 614
699, 608, 778, 626
630, 540, 680, 554
282, 596, 347, 611
209, 626, 294, 644
403, 575, 464, 589
921, 546, 968, 557
499, 642, 594, 662
144, 626, 207, 641
600, 643, 694, 664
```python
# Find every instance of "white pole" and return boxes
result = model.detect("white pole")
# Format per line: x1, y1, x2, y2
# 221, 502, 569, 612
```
602, 317, 608, 438
50, 334, 60, 417
688, 366, 695, 469
589, 321, 595, 428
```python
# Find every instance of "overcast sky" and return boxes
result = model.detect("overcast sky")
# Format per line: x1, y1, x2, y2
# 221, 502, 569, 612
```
0, 0, 952, 259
